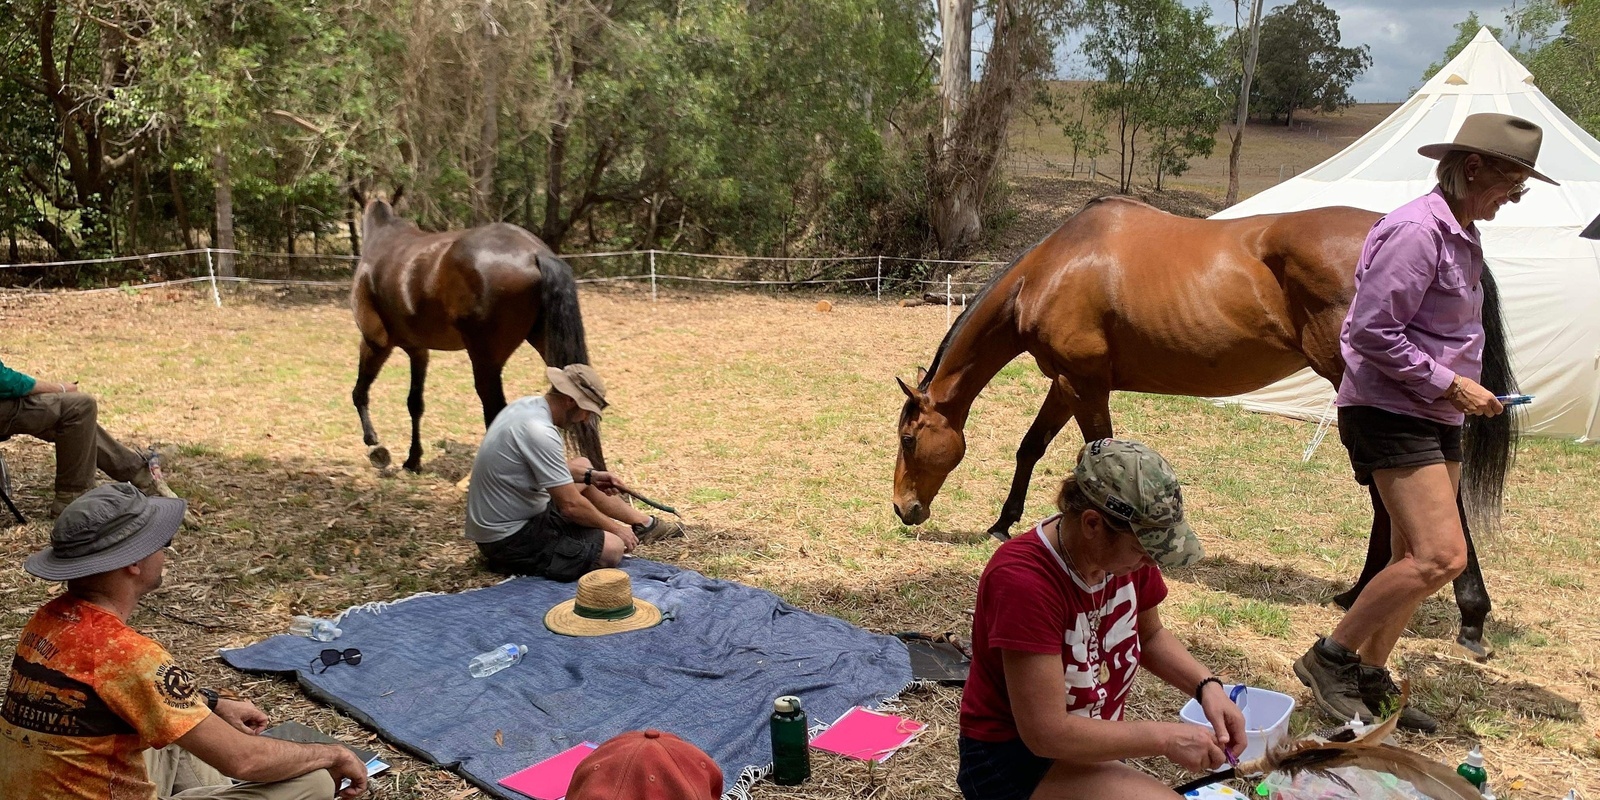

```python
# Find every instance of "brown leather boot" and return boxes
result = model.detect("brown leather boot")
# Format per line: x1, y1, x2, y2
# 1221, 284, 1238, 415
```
51, 490, 85, 518
1294, 637, 1375, 724
1357, 664, 1440, 733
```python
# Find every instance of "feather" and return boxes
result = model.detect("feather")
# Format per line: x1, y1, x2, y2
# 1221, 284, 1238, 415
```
1221, 682, 1481, 800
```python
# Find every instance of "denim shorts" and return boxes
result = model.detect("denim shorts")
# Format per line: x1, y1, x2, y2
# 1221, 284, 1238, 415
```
957, 736, 1052, 800
1338, 405, 1462, 486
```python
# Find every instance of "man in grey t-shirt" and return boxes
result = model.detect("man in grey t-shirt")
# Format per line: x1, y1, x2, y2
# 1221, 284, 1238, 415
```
465, 364, 682, 581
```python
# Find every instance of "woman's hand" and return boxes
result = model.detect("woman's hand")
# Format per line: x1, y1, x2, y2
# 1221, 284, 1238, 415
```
1160, 721, 1226, 772
1198, 688, 1247, 764
1446, 376, 1503, 417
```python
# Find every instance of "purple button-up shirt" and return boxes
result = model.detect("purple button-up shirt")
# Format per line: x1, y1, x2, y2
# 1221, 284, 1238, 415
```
1335, 187, 1485, 426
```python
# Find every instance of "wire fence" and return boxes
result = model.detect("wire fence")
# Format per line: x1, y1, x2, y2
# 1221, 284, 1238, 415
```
0, 248, 1005, 324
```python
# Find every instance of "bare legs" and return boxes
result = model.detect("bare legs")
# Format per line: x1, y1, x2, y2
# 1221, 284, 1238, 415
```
1329, 462, 1465, 665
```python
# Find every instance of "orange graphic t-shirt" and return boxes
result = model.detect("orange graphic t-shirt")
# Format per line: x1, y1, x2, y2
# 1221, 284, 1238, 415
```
0, 595, 211, 800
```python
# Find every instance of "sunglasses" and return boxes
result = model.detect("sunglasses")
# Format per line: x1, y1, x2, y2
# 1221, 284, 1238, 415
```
310, 648, 362, 674
1485, 161, 1530, 202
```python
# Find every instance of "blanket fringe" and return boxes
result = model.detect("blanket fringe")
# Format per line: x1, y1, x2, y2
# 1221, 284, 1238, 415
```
331, 577, 518, 624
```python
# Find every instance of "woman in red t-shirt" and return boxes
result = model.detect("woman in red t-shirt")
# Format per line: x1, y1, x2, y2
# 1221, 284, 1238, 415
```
957, 439, 1245, 800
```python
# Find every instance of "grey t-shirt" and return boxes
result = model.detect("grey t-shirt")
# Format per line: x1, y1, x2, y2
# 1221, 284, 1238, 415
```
465, 396, 574, 543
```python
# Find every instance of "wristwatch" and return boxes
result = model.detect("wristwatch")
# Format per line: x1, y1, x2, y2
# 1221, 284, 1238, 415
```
200, 687, 220, 711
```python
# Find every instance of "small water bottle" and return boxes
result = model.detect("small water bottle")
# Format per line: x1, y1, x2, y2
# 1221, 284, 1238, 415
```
769, 695, 810, 786
469, 644, 527, 678
289, 615, 342, 642
1457, 745, 1488, 790
145, 448, 164, 483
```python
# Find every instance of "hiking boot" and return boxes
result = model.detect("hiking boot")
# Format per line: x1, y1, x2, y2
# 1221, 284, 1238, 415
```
1294, 637, 1375, 724
1357, 664, 1440, 733
131, 459, 200, 528
632, 516, 684, 545
51, 490, 85, 518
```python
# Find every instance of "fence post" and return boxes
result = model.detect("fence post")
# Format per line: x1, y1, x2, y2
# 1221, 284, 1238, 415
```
946, 274, 953, 327
649, 249, 657, 302
204, 249, 222, 307
876, 255, 883, 301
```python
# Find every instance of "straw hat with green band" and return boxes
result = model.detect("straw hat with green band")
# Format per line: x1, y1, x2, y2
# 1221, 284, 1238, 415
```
1073, 438, 1203, 569
545, 568, 662, 636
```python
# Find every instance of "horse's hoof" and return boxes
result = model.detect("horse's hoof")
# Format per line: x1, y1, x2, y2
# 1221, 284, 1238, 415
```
1457, 633, 1494, 662
987, 528, 1013, 543
367, 445, 392, 469
1329, 589, 1359, 612
402, 460, 422, 474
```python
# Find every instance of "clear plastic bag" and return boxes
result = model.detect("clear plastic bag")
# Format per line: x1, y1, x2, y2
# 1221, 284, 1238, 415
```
1261, 766, 1430, 800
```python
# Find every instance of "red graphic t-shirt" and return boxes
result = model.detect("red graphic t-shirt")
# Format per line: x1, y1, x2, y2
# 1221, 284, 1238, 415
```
0, 595, 212, 800
959, 515, 1168, 741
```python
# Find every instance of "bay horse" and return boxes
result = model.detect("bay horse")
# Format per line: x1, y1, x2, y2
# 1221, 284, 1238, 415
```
891, 196, 1502, 657
350, 193, 604, 472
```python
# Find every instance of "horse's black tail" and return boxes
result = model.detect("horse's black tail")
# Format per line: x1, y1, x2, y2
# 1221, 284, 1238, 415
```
1460, 266, 1518, 531
537, 252, 606, 470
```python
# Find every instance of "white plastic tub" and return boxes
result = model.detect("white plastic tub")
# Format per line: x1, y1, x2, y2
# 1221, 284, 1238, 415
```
1179, 684, 1295, 766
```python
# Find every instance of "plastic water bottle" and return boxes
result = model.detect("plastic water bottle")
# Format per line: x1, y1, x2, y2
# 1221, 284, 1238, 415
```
469, 644, 527, 678
1457, 745, 1488, 790
769, 695, 810, 786
289, 615, 342, 642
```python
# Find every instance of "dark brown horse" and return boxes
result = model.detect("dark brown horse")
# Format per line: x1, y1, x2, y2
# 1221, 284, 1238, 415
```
891, 196, 1495, 656
350, 195, 603, 472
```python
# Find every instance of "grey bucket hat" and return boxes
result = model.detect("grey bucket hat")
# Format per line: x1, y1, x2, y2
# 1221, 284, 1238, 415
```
25, 483, 186, 581
1074, 438, 1204, 570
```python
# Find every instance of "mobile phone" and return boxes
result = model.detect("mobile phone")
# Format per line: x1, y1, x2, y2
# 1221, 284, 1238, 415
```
1495, 394, 1534, 406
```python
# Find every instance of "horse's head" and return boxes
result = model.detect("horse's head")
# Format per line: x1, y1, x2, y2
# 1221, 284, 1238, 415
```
892, 370, 965, 525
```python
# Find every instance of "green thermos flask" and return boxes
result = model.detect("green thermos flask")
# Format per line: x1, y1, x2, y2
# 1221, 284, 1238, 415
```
770, 695, 811, 785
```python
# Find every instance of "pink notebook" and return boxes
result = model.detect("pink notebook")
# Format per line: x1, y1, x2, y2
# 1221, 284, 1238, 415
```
498, 742, 599, 800
809, 707, 925, 763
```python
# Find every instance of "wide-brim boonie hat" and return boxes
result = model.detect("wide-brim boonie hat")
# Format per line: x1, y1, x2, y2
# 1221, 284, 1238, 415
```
545, 568, 662, 636
1418, 112, 1558, 185
547, 364, 608, 418
25, 483, 185, 581
1074, 439, 1203, 570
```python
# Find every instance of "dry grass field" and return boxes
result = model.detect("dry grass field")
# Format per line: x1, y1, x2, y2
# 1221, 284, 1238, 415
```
1007, 87, 1402, 202
2, 285, 1597, 799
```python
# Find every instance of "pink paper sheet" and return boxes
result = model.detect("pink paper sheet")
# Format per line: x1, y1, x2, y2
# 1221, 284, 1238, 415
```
809, 707, 925, 763
497, 742, 599, 800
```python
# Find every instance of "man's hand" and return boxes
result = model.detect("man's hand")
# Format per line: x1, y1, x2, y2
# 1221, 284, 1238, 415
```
588, 470, 627, 496
327, 745, 369, 798
615, 525, 639, 554
214, 698, 270, 735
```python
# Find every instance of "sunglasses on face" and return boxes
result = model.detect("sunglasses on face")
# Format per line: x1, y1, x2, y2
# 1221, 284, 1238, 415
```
310, 648, 362, 674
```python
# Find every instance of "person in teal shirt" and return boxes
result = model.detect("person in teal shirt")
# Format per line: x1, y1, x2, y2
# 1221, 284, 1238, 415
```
1, 355, 184, 517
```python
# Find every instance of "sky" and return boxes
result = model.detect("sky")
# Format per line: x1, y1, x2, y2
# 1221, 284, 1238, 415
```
1181, 1, 1514, 102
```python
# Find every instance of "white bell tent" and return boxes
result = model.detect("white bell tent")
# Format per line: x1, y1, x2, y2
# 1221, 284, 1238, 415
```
1214, 28, 1600, 442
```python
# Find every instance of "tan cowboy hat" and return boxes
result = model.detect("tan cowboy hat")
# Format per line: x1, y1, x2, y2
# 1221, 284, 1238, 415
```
1418, 112, 1559, 185
545, 568, 662, 636
547, 363, 608, 417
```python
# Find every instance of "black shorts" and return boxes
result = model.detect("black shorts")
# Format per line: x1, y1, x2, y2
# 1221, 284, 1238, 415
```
477, 505, 605, 582
1338, 405, 1462, 486
957, 736, 1052, 800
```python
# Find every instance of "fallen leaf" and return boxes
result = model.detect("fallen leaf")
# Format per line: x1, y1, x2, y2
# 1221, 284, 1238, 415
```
494, 730, 504, 747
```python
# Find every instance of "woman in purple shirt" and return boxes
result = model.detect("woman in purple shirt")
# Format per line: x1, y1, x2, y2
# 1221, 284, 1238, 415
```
1294, 114, 1554, 733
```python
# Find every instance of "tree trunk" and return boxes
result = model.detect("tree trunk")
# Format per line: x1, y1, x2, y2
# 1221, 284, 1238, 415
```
32, 218, 79, 260
474, 0, 502, 224
212, 146, 236, 278
542, 14, 575, 249
939, 0, 973, 148
1225, 0, 1265, 206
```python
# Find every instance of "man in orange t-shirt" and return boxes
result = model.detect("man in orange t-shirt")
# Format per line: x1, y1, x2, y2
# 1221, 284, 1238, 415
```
1, 483, 367, 799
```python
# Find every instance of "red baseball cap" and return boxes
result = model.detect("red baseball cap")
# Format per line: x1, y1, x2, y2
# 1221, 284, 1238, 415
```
566, 730, 722, 800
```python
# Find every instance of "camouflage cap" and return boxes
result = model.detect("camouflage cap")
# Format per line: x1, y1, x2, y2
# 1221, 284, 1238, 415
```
1073, 438, 1203, 569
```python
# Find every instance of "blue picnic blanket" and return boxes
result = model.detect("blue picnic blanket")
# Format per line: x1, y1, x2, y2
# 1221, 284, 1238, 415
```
221, 559, 912, 799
